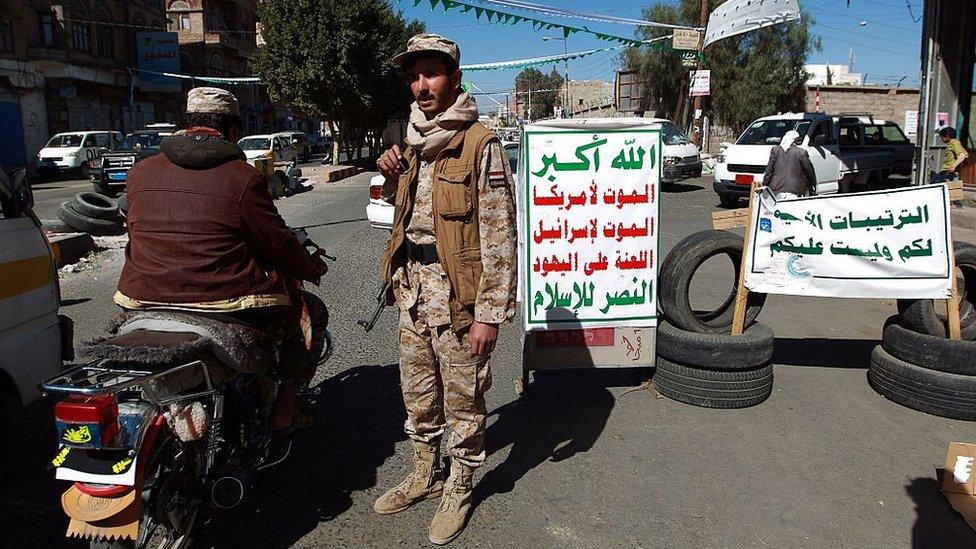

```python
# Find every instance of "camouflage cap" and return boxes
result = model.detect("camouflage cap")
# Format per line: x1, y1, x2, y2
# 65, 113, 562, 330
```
186, 87, 239, 117
392, 33, 460, 68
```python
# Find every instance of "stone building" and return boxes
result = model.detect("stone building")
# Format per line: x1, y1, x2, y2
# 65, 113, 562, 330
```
0, 0, 181, 168
165, 0, 271, 134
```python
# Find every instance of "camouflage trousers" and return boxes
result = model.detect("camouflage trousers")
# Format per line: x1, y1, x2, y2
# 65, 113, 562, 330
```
397, 297, 493, 469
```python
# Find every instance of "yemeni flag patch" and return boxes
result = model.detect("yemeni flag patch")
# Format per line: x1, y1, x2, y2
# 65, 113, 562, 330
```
488, 170, 506, 187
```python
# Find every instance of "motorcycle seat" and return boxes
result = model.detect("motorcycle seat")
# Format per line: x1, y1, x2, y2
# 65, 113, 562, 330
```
99, 329, 203, 350
85, 310, 272, 374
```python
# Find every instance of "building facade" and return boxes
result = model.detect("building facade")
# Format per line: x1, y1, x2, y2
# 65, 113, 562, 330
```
165, 0, 273, 134
0, 0, 182, 169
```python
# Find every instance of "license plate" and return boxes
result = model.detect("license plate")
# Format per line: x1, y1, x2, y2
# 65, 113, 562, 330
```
734, 174, 754, 185
108, 172, 127, 181
535, 328, 615, 347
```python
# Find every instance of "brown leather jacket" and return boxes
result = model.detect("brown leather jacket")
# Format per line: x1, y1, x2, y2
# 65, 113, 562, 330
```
380, 122, 496, 331
116, 131, 319, 311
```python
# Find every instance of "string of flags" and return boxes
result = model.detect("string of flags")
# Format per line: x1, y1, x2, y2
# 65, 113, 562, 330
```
395, 0, 669, 49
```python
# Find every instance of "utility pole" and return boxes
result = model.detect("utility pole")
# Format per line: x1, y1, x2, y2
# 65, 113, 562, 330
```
692, 0, 708, 148
562, 38, 570, 117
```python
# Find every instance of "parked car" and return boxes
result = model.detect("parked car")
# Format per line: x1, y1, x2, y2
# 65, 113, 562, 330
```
309, 133, 332, 154
36, 131, 122, 178
88, 123, 175, 196
238, 133, 300, 164
853, 117, 914, 176
713, 112, 899, 208
367, 141, 522, 231
279, 131, 311, 162
0, 164, 72, 434
655, 119, 703, 184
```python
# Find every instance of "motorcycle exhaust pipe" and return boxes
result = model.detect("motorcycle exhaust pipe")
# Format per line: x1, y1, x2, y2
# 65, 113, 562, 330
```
210, 476, 246, 509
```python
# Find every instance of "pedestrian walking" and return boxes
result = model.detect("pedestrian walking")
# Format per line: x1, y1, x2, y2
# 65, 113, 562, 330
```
762, 129, 817, 200
373, 33, 517, 545
931, 126, 968, 183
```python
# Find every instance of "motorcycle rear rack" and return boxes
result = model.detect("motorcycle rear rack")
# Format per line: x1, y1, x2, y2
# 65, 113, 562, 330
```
41, 359, 219, 406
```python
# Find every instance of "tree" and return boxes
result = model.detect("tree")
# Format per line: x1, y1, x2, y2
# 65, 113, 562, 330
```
622, 0, 820, 134
252, 0, 423, 163
515, 67, 565, 120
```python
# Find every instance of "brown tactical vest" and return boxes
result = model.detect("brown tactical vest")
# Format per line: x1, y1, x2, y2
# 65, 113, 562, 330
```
380, 122, 497, 331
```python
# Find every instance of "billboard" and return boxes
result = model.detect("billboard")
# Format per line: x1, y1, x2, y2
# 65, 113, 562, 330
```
136, 32, 181, 93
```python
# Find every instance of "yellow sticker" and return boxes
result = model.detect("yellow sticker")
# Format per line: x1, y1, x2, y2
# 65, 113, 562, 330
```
52, 446, 70, 467
112, 457, 133, 474
63, 425, 93, 444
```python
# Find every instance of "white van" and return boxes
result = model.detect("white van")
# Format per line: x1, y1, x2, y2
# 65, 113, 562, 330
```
37, 131, 122, 176
652, 118, 703, 184
0, 166, 71, 428
238, 133, 300, 164
713, 112, 899, 208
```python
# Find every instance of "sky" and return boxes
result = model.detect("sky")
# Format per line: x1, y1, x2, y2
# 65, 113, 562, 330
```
392, 0, 925, 113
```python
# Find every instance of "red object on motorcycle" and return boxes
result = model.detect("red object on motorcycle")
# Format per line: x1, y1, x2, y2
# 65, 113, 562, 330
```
54, 394, 120, 447
369, 183, 383, 200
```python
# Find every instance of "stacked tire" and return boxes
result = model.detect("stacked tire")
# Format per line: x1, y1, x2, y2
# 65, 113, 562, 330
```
58, 192, 123, 236
866, 241, 976, 420
655, 322, 774, 408
654, 230, 773, 409
869, 318, 976, 420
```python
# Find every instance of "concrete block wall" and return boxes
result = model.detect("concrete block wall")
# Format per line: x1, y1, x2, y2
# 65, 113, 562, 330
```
805, 85, 921, 139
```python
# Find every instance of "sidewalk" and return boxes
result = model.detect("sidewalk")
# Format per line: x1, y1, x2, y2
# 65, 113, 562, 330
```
951, 187, 976, 242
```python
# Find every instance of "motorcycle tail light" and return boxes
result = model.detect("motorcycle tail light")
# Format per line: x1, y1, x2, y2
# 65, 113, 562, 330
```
54, 394, 120, 449
369, 184, 383, 200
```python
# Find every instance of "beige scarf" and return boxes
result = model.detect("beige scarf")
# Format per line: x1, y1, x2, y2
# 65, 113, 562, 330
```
405, 92, 479, 159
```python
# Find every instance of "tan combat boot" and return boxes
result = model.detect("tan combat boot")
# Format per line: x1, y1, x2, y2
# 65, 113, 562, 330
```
373, 442, 443, 515
428, 459, 474, 545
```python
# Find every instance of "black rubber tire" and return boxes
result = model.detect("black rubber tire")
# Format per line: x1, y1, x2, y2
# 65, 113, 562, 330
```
868, 346, 976, 420
657, 321, 774, 369
40, 218, 75, 233
659, 230, 766, 334
73, 192, 119, 221
718, 194, 739, 208
896, 241, 976, 339
118, 193, 128, 218
652, 358, 773, 409
58, 201, 122, 236
882, 319, 976, 375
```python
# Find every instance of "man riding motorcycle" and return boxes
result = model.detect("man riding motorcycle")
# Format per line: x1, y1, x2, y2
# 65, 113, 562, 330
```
114, 87, 328, 434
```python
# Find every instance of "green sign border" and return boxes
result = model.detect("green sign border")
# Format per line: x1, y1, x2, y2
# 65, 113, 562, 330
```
523, 128, 663, 326
748, 184, 953, 281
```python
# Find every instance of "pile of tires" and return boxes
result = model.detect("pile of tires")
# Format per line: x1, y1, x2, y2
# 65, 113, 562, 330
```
866, 241, 976, 420
869, 318, 976, 420
896, 241, 976, 339
57, 192, 123, 236
654, 230, 773, 409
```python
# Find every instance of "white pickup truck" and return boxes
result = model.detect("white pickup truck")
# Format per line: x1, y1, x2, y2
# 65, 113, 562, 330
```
713, 112, 913, 208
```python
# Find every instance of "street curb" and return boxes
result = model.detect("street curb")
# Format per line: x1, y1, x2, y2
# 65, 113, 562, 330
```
49, 232, 97, 267
325, 166, 359, 182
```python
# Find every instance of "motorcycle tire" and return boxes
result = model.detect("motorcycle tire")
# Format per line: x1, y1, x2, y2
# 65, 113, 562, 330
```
89, 428, 204, 549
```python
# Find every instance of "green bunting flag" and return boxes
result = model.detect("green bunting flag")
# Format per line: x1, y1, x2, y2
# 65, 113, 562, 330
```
395, 0, 667, 50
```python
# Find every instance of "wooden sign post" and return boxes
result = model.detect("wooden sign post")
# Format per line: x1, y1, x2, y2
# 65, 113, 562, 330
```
714, 181, 964, 340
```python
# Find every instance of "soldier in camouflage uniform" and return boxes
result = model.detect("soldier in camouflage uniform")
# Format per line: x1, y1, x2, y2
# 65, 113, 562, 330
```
374, 34, 517, 545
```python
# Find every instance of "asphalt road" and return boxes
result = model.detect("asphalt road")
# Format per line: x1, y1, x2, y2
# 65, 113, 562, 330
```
6, 173, 976, 548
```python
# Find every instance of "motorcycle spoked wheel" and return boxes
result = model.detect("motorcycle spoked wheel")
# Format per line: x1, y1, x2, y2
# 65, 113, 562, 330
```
90, 428, 205, 549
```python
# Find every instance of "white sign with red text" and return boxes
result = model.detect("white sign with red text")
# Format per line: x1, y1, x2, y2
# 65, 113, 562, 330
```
521, 126, 661, 330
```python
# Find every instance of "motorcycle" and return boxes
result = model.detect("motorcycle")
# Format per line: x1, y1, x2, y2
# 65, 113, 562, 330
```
41, 236, 333, 548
